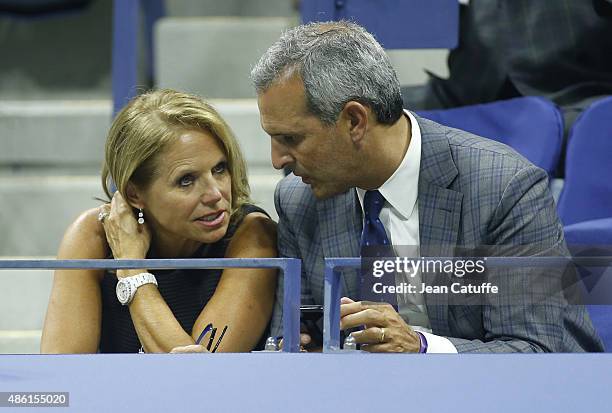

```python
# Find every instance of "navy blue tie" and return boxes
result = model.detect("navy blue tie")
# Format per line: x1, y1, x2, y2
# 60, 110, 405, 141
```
362, 190, 390, 249
361, 190, 397, 307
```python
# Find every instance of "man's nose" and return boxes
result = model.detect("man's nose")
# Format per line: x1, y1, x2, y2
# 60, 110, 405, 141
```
271, 140, 294, 170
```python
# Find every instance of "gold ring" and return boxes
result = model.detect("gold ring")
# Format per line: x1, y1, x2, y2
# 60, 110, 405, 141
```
98, 211, 109, 222
379, 328, 385, 343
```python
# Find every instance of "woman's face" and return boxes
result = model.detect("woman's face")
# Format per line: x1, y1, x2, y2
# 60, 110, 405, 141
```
137, 129, 232, 247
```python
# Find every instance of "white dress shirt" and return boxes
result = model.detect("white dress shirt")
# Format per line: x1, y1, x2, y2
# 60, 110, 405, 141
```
356, 110, 457, 353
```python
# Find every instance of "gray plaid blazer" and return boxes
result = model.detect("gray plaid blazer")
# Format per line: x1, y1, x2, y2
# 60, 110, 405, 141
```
270, 115, 603, 352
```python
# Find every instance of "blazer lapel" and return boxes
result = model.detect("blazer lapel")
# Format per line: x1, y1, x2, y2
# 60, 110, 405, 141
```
416, 115, 464, 336
316, 190, 362, 300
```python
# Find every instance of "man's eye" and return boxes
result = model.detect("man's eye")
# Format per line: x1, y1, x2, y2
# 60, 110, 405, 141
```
283, 135, 295, 145
178, 174, 194, 187
212, 161, 228, 175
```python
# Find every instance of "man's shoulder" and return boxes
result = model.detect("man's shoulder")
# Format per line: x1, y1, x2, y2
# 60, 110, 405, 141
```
449, 130, 528, 164
418, 116, 534, 172
275, 173, 317, 214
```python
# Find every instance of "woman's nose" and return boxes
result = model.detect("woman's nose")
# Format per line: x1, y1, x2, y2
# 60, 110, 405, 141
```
199, 182, 223, 204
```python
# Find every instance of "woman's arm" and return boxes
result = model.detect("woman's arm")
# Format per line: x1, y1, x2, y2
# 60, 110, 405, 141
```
40, 208, 108, 353
189, 212, 278, 352
99, 192, 197, 352
128, 212, 278, 353
102, 192, 277, 353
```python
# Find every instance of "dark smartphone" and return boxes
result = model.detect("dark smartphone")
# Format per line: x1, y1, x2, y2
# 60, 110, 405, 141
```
300, 305, 323, 349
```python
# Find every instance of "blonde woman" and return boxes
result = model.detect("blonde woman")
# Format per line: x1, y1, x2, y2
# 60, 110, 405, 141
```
41, 89, 277, 353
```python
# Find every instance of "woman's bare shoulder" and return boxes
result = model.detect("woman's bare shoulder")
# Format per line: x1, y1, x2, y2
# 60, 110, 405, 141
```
58, 206, 109, 259
227, 211, 277, 257
237, 212, 277, 236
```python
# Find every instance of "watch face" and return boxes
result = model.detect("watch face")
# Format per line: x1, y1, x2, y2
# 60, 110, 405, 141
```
116, 280, 131, 305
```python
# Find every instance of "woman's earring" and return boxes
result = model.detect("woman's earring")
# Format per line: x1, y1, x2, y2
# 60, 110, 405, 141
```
137, 209, 145, 225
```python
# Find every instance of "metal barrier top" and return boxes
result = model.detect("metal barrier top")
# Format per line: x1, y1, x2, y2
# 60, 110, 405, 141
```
0, 258, 301, 353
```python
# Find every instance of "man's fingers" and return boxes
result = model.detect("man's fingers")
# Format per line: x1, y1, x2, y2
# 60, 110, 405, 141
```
340, 296, 355, 304
360, 301, 395, 313
360, 343, 395, 353
340, 308, 386, 330
340, 300, 393, 318
351, 327, 387, 345
278, 337, 308, 352
278, 333, 312, 348
340, 301, 364, 318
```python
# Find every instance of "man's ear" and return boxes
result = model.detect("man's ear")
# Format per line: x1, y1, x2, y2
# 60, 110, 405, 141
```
125, 182, 145, 209
341, 101, 368, 145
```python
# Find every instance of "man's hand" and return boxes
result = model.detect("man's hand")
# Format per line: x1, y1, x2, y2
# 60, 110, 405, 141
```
278, 333, 321, 352
340, 297, 421, 352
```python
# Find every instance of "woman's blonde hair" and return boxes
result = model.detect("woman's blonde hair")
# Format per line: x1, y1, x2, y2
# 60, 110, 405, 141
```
101, 89, 251, 221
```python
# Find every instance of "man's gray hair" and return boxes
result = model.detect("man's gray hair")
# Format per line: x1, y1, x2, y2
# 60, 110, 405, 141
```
250, 20, 404, 125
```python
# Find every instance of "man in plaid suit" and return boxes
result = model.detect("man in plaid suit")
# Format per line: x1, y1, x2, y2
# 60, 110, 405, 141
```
251, 21, 603, 352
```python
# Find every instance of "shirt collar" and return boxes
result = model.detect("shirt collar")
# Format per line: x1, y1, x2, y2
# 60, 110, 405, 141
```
357, 110, 421, 219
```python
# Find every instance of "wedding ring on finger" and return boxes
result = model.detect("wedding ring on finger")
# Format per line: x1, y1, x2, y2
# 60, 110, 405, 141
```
98, 211, 109, 222
379, 327, 386, 343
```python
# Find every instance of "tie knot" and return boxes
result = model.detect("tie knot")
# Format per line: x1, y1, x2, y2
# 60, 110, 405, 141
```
364, 190, 385, 219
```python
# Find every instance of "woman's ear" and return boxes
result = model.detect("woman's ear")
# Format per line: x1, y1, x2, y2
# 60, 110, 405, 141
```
125, 182, 145, 209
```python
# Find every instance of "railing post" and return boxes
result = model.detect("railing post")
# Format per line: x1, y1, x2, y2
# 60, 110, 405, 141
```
323, 258, 360, 352
281, 259, 301, 353
112, 0, 139, 116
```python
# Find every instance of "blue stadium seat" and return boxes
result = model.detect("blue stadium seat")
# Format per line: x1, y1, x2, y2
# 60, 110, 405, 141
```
300, 0, 458, 49
558, 96, 612, 352
416, 96, 564, 177
564, 240, 612, 352
586, 304, 612, 352
557, 96, 612, 226
564, 218, 612, 245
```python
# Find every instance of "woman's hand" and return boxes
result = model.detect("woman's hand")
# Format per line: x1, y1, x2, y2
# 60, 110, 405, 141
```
169, 344, 209, 354
99, 192, 151, 260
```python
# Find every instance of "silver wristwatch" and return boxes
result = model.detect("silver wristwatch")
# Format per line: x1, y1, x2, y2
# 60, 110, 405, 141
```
116, 272, 158, 305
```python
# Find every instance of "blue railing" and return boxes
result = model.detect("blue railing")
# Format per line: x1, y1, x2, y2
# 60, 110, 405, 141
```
323, 256, 612, 352
0, 257, 301, 352
323, 257, 360, 351
112, 0, 165, 116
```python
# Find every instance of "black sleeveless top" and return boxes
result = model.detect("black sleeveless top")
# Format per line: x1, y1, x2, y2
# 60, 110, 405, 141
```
99, 204, 267, 353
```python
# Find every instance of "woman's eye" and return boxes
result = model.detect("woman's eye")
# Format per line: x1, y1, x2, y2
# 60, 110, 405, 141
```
178, 174, 194, 187
212, 162, 228, 175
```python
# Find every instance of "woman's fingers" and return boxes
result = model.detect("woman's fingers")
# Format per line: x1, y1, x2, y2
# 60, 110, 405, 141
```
169, 344, 209, 354
99, 193, 150, 259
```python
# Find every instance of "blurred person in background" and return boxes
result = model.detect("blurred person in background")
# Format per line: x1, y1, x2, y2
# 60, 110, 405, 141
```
41, 89, 277, 353
401, 0, 612, 175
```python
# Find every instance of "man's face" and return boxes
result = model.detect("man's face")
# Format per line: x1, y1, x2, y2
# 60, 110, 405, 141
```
257, 76, 357, 199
